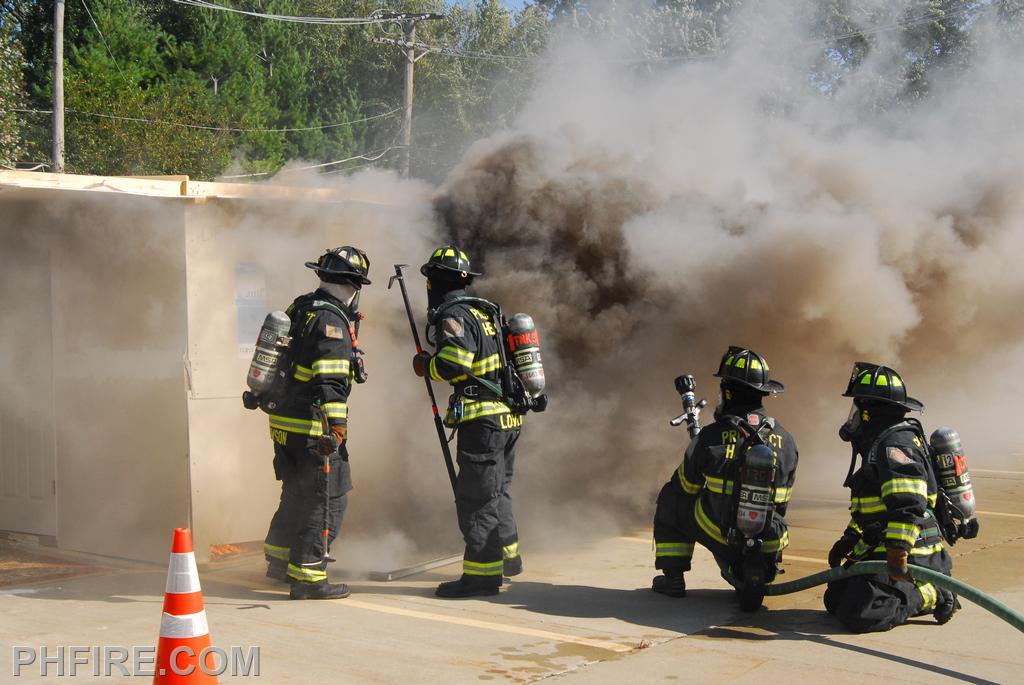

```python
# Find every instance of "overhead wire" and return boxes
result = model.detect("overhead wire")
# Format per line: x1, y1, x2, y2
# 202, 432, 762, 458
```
221, 145, 403, 179
80, 0, 130, 83
8, 107, 400, 133
169, 0, 400, 26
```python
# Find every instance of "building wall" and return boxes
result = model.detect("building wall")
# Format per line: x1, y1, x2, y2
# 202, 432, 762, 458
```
0, 188, 191, 562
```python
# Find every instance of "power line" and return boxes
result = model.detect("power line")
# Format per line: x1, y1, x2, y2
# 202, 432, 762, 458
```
169, 1, 406, 26
9, 107, 400, 133
80, 0, 128, 83
221, 145, 403, 179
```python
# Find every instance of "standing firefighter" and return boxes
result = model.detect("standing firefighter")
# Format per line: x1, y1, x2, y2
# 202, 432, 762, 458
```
412, 245, 545, 598
258, 246, 370, 600
824, 362, 959, 632
652, 347, 799, 611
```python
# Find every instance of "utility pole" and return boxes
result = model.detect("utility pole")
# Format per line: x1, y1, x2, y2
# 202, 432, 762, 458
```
374, 12, 443, 177
52, 0, 65, 173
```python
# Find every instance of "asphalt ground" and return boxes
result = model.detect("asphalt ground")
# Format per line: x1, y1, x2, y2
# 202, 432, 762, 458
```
1, 469, 1022, 684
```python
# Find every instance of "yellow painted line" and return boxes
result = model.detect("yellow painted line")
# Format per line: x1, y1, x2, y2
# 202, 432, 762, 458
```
978, 510, 1024, 519
202, 571, 634, 653
342, 599, 635, 653
782, 554, 825, 565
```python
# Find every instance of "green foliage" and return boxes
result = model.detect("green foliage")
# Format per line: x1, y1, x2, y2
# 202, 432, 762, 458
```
0, 12, 27, 167
0, 1, 1020, 180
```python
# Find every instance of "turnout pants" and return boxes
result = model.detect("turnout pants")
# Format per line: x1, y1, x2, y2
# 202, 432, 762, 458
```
264, 437, 352, 583
823, 547, 953, 633
455, 421, 520, 580
652, 480, 787, 584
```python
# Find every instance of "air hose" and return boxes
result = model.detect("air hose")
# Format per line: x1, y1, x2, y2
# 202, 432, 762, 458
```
725, 561, 1024, 633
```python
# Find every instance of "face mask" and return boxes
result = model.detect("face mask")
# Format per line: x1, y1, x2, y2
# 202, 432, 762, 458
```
320, 280, 358, 307
839, 401, 867, 442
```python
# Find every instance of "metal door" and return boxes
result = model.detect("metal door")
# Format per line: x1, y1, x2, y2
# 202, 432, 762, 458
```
0, 239, 57, 536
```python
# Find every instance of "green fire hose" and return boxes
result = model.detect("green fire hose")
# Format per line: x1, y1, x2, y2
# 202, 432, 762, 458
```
725, 561, 1024, 633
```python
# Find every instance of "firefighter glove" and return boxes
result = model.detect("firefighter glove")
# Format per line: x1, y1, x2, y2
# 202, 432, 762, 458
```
828, 530, 859, 568
885, 547, 911, 582
317, 426, 346, 456
412, 351, 431, 377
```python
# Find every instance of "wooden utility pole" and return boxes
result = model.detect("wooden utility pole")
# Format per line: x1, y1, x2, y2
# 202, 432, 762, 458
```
402, 19, 416, 178
374, 12, 443, 177
52, 0, 65, 173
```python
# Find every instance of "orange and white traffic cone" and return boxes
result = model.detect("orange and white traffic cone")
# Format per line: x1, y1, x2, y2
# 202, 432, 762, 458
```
153, 528, 217, 683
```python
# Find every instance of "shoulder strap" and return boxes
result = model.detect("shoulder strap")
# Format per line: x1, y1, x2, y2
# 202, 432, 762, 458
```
866, 420, 918, 465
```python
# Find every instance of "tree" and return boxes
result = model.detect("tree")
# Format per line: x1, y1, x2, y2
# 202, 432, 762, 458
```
0, 9, 27, 167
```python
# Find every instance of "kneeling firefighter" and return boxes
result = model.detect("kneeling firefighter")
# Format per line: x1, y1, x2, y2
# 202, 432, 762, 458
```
824, 362, 962, 632
412, 245, 547, 598
652, 346, 799, 612
245, 246, 370, 600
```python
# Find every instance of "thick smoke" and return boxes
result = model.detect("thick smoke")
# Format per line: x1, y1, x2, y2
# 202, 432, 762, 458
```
430, 0, 1024, 534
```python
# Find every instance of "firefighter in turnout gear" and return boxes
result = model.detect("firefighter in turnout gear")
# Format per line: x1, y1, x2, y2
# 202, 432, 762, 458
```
652, 347, 799, 612
262, 246, 370, 600
413, 245, 525, 598
824, 363, 959, 632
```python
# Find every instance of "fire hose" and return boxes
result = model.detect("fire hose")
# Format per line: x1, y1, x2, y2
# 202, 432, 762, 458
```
722, 561, 1024, 633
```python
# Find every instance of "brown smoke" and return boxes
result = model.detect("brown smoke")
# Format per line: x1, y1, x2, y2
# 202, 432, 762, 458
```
427, 1, 1024, 537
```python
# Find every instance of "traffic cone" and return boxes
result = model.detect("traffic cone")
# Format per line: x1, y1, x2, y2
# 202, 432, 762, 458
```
154, 528, 217, 683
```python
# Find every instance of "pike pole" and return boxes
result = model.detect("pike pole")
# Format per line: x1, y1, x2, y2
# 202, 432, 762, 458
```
388, 264, 458, 492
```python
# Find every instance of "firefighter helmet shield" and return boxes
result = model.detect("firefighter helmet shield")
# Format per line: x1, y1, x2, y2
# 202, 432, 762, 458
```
713, 346, 784, 394
420, 245, 481, 278
842, 362, 924, 411
305, 246, 371, 285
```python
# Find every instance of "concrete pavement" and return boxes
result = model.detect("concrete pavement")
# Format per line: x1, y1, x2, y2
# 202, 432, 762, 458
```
1, 473, 1022, 683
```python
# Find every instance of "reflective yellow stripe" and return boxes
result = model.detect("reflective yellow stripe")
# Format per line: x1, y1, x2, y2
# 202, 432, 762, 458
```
655, 542, 694, 558
677, 465, 702, 495
705, 476, 736, 496
927, 492, 937, 507
312, 359, 351, 376
774, 486, 792, 504
885, 521, 920, 545
459, 400, 511, 422
917, 581, 938, 611
437, 346, 474, 368
269, 414, 322, 436
761, 529, 789, 553
695, 500, 727, 545
463, 560, 503, 576
502, 543, 519, 559
910, 542, 945, 556
287, 564, 327, 582
264, 543, 289, 561
321, 402, 348, 420
293, 365, 314, 382
881, 478, 928, 498
850, 496, 887, 515
429, 356, 468, 383
471, 353, 501, 375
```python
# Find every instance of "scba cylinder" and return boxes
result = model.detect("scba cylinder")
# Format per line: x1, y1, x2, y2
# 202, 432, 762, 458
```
736, 444, 776, 539
506, 313, 545, 397
246, 310, 291, 394
929, 426, 977, 519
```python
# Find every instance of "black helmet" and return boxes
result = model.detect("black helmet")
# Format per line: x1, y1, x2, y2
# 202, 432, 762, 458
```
420, 245, 481, 278
713, 346, 784, 395
305, 246, 371, 286
842, 362, 923, 411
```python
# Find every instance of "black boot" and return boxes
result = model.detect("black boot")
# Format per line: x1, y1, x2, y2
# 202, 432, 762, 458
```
289, 579, 351, 600
435, 575, 501, 598
266, 559, 288, 582
934, 590, 961, 625
738, 584, 765, 612
652, 572, 686, 598
503, 555, 523, 578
